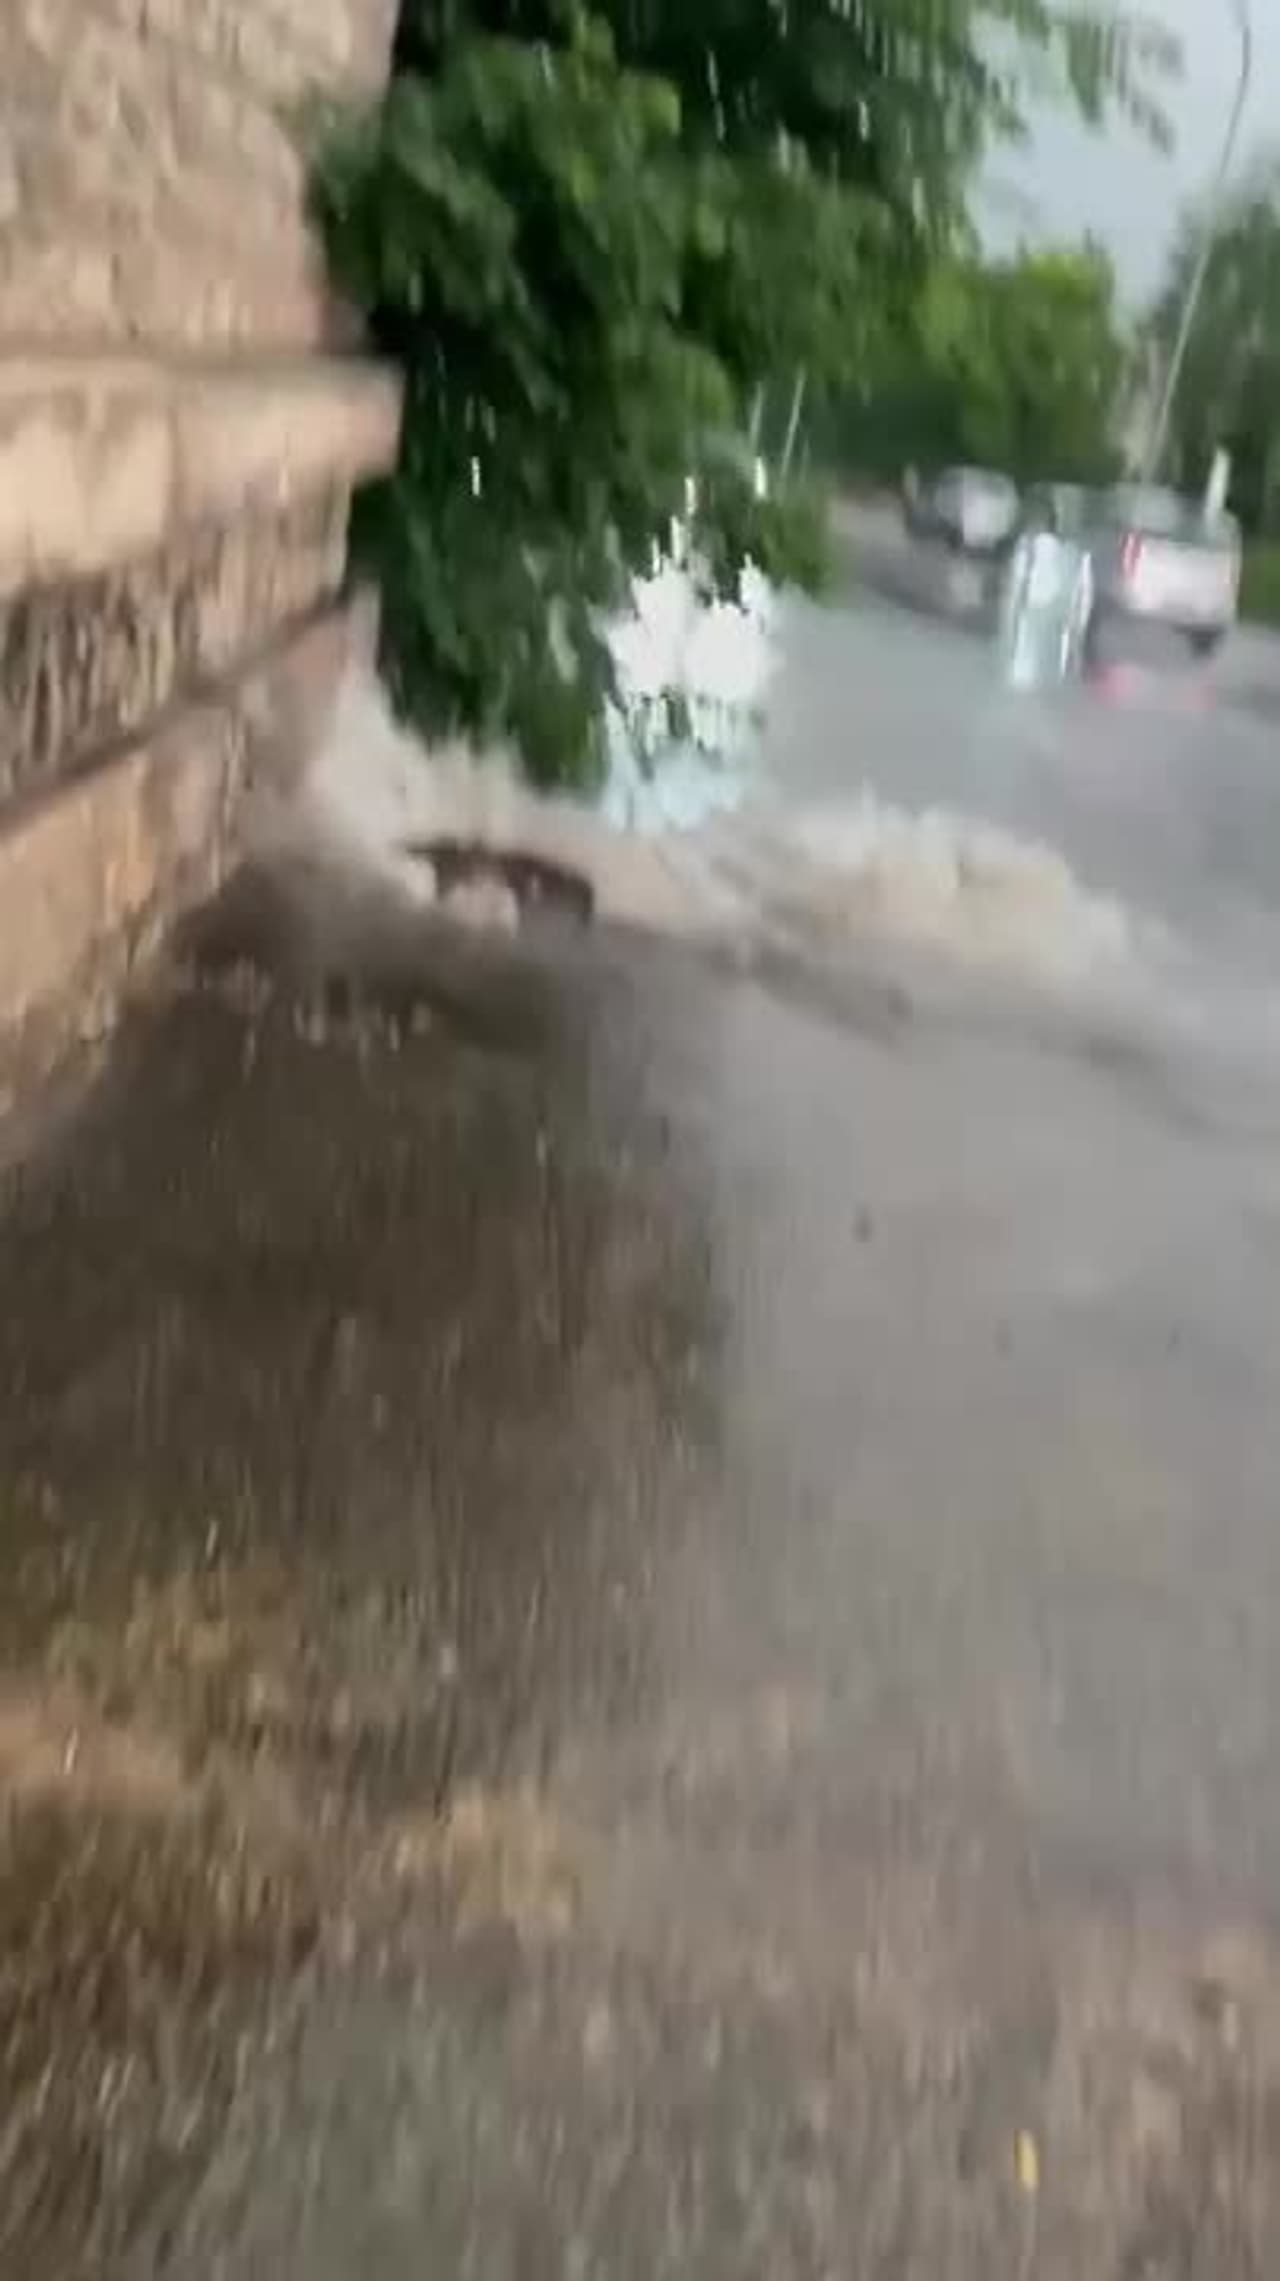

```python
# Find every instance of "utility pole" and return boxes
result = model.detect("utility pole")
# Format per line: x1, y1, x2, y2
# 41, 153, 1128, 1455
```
1142, 0, 1253, 484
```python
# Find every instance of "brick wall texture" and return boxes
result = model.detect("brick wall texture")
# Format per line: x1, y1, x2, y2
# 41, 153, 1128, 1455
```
1, 0, 398, 350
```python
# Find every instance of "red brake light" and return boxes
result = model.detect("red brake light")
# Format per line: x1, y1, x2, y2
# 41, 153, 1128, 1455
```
1120, 531, 1144, 581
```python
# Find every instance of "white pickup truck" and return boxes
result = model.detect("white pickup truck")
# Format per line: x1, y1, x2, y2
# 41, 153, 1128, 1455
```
1018, 482, 1241, 660
1084, 484, 1241, 658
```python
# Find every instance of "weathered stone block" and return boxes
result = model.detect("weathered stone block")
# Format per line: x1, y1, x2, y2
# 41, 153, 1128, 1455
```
3, 0, 397, 351
1, 490, 350, 808
0, 603, 367, 1101
0, 357, 401, 600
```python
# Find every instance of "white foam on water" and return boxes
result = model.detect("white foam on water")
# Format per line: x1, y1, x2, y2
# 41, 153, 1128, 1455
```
260, 568, 1280, 1060
257, 656, 1280, 1125
267, 659, 1155, 1005
249, 661, 748, 939
707, 788, 1280, 1113
711, 791, 1142, 987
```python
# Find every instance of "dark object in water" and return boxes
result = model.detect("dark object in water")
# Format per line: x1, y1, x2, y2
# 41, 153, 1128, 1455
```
404, 840, 594, 926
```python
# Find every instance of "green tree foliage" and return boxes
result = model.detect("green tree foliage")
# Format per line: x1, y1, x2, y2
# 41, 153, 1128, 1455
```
819, 241, 1128, 485
396, 0, 1177, 233
313, 1, 1175, 786
918, 242, 1127, 481
1240, 543, 1280, 627
314, 16, 840, 789
1151, 156, 1280, 537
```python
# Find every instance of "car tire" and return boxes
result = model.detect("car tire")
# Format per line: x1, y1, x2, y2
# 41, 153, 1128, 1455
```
1187, 627, 1225, 659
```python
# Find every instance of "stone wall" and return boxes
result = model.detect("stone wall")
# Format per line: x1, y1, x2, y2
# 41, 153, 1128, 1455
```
2, 0, 398, 350
0, 0, 402, 1106
0, 610, 363, 1120
2, 488, 351, 809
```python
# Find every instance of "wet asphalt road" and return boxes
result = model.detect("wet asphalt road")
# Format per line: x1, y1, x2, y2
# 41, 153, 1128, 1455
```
770, 508, 1280, 980
5, 579, 1280, 2270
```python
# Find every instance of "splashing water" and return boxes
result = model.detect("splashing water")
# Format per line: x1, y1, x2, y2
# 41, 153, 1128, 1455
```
600, 553, 1138, 990
602, 554, 779, 833
707, 790, 1141, 986
265, 559, 1165, 1013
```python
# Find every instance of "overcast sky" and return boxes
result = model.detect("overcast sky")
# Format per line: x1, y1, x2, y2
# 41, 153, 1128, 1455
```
983, 0, 1275, 302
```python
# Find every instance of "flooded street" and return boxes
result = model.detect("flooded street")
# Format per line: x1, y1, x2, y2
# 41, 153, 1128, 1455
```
768, 508, 1280, 980
5, 580, 1280, 2272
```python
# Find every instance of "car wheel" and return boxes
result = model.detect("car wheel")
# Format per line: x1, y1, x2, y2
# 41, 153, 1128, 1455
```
1187, 627, 1225, 659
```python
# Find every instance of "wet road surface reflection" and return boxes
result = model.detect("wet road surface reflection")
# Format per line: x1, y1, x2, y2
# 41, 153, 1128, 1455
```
3, 863, 1280, 2273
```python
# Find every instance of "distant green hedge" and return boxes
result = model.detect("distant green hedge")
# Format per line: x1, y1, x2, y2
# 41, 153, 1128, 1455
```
1240, 545, 1280, 626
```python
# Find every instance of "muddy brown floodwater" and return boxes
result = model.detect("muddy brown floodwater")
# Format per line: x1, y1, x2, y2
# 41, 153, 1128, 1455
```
3, 854, 1280, 2276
